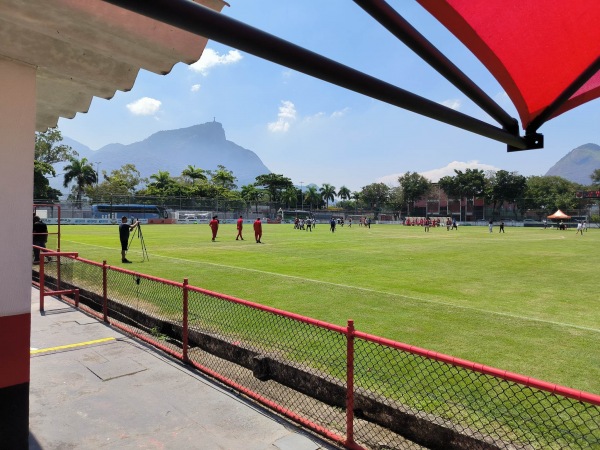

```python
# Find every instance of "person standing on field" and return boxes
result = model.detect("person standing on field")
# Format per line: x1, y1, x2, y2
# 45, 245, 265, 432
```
209, 215, 219, 241
254, 217, 263, 243
236, 215, 244, 240
499, 221, 505, 233
119, 216, 138, 263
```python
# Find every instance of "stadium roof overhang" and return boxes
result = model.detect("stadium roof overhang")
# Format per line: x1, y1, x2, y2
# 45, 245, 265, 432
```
0, 0, 228, 132
101, 0, 600, 153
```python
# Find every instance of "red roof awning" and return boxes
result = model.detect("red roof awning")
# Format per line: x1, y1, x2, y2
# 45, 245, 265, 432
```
417, 0, 600, 131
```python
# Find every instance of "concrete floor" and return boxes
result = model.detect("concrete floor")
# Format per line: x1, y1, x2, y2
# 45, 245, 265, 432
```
29, 288, 336, 449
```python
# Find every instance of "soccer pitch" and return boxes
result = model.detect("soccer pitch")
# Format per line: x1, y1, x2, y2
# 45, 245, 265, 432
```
58, 222, 600, 394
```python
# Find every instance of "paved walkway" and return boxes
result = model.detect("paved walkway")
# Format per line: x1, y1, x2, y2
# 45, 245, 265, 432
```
29, 288, 335, 449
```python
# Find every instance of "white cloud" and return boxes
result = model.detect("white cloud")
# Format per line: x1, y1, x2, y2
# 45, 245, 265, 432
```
268, 101, 297, 133
191, 84, 201, 92
441, 99, 461, 110
331, 107, 350, 118
377, 160, 501, 185
126, 97, 162, 116
189, 48, 242, 76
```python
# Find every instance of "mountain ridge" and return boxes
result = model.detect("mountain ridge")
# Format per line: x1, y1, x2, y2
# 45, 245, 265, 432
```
58, 122, 271, 192
544, 143, 600, 185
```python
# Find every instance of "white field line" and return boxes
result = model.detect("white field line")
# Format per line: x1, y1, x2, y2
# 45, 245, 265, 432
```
65, 240, 599, 334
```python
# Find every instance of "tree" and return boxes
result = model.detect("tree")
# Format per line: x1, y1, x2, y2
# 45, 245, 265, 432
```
281, 187, 298, 208
255, 173, 294, 215
397, 171, 431, 215
62, 157, 97, 206
591, 168, 600, 186
181, 165, 208, 184
319, 183, 336, 209
34, 160, 61, 201
304, 185, 321, 210
209, 165, 237, 191
85, 164, 146, 202
360, 183, 390, 219
241, 184, 265, 213
35, 128, 77, 164
337, 186, 351, 201
524, 176, 581, 216
485, 170, 527, 219
34, 128, 77, 200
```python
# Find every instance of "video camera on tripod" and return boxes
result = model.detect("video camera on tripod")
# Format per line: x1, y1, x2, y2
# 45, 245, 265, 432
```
127, 217, 149, 261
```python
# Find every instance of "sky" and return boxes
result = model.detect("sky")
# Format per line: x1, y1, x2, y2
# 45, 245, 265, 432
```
57, 0, 600, 192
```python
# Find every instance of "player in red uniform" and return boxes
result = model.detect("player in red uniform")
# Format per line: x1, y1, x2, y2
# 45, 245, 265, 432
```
209, 215, 219, 241
253, 217, 263, 243
236, 215, 244, 240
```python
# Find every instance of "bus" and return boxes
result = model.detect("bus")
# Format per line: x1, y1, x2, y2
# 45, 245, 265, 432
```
91, 204, 165, 219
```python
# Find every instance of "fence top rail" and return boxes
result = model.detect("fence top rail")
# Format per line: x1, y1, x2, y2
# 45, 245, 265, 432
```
187, 284, 349, 334
354, 329, 600, 406
39, 250, 78, 257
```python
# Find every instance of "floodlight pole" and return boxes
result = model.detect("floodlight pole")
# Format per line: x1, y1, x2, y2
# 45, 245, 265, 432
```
300, 181, 304, 211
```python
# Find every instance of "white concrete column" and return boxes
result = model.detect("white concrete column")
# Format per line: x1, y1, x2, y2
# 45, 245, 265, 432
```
0, 55, 36, 447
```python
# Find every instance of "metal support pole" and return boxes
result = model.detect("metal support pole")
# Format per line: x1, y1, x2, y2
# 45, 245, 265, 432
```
102, 260, 108, 322
183, 278, 189, 363
346, 319, 355, 447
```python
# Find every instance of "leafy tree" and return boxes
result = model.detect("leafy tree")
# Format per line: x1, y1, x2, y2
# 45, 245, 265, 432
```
181, 165, 208, 184
337, 186, 351, 201
524, 176, 581, 216
35, 128, 77, 164
62, 157, 97, 206
485, 170, 527, 219
34, 160, 61, 201
360, 183, 390, 219
397, 171, 431, 215
591, 168, 600, 186
386, 186, 404, 217
254, 173, 294, 206
319, 183, 337, 209
34, 128, 77, 200
85, 164, 146, 202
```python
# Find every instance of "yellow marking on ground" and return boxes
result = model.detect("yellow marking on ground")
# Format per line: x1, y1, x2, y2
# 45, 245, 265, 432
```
30, 337, 115, 355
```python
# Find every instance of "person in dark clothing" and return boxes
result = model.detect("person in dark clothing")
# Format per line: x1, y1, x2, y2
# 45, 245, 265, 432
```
33, 216, 48, 263
330, 217, 336, 232
119, 216, 138, 263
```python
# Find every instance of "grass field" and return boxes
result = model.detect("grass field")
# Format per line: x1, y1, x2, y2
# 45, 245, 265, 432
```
56, 222, 600, 394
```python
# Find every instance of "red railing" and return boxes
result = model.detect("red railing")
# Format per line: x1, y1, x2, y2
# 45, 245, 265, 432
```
34, 251, 600, 449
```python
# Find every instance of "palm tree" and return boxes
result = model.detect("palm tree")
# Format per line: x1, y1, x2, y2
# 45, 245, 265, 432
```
281, 187, 298, 208
304, 186, 321, 210
319, 183, 336, 209
181, 165, 207, 184
62, 157, 97, 206
338, 185, 351, 201
241, 184, 263, 213
149, 170, 173, 190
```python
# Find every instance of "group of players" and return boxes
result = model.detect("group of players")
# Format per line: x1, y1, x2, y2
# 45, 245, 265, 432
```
209, 215, 263, 244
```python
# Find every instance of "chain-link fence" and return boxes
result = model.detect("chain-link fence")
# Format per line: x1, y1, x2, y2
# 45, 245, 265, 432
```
34, 254, 600, 449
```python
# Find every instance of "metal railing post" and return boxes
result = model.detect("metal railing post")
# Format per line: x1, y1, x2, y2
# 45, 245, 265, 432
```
183, 278, 189, 363
39, 250, 45, 312
346, 319, 355, 447
102, 260, 108, 322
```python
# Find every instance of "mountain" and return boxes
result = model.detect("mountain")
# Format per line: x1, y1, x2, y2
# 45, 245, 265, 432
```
56, 121, 271, 193
545, 143, 600, 185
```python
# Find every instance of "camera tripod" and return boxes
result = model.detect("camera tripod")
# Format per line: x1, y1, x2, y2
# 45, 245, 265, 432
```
128, 220, 149, 261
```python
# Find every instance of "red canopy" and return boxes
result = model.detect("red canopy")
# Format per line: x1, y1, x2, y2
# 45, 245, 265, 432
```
417, 0, 600, 130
